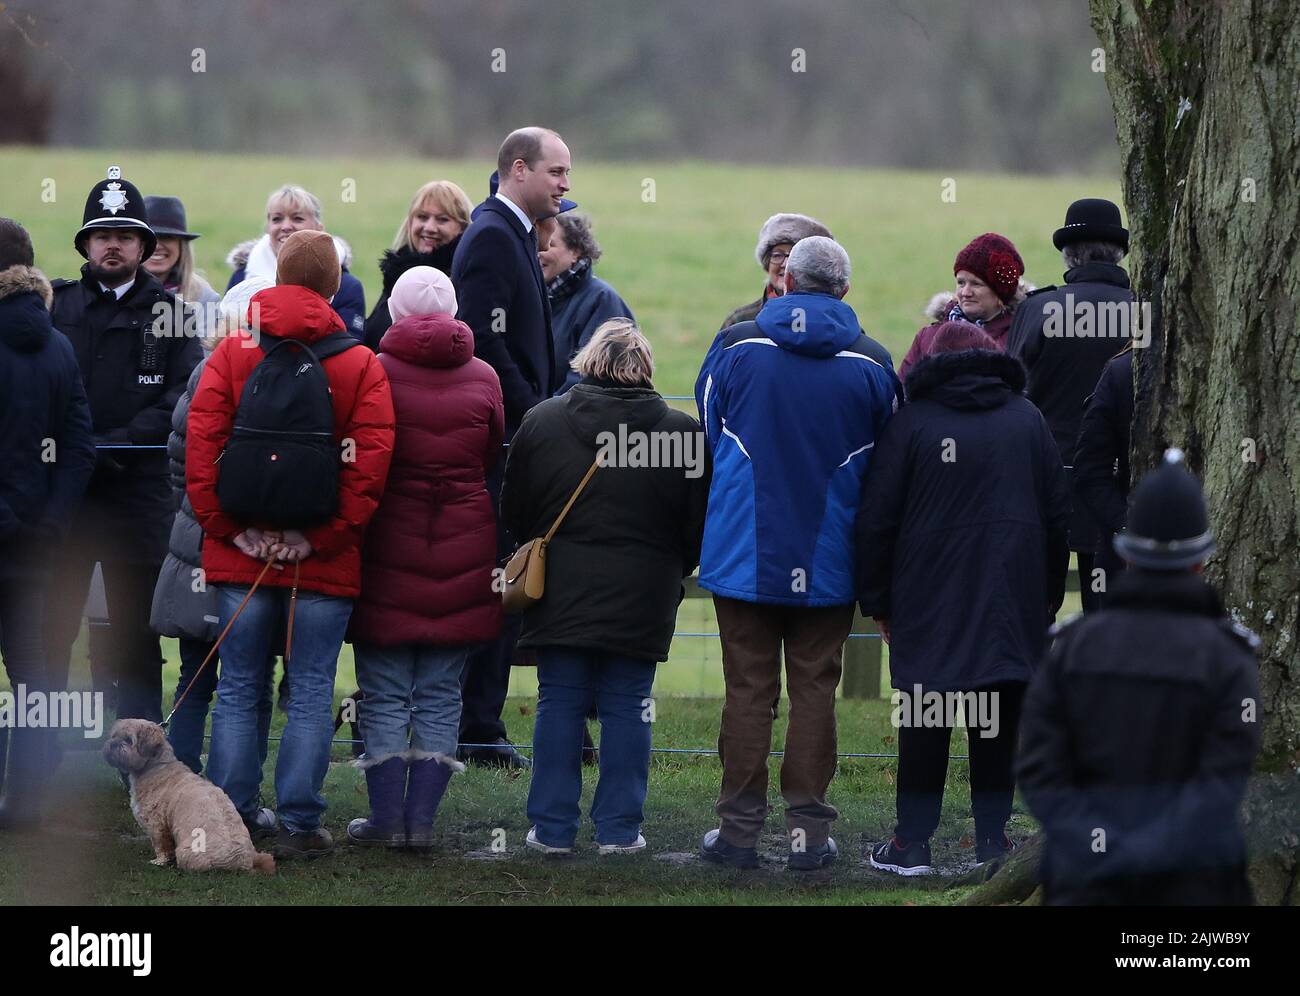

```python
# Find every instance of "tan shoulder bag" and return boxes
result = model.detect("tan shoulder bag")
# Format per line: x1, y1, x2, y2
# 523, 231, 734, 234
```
501, 457, 601, 614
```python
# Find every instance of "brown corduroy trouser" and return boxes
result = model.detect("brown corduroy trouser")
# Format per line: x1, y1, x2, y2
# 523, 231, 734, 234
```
712, 595, 855, 850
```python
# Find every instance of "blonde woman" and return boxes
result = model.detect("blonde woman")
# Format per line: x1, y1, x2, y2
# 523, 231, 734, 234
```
225, 184, 367, 338
501, 320, 710, 855
143, 196, 221, 341
363, 180, 474, 352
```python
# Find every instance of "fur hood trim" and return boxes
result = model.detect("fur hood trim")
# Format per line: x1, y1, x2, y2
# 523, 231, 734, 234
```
0, 265, 53, 308
904, 347, 1027, 401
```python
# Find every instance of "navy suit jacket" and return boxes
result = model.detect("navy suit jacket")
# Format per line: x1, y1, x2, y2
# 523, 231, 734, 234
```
452, 198, 556, 431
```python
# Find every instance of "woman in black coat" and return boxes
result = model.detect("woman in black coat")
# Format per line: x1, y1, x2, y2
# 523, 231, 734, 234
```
1073, 345, 1134, 605
362, 181, 473, 352
857, 321, 1070, 875
501, 319, 709, 855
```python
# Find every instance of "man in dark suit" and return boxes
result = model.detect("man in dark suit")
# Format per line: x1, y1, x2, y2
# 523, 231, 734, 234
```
452, 127, 572, 768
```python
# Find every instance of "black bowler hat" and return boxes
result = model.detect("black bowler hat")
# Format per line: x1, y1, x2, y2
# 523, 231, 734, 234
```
145, 195, 200, 240
1114, 449, 1215, 570
1053, 198, 1129, 252
75, 165, 156, 260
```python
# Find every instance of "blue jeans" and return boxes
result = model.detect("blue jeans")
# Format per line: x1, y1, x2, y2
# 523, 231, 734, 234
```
527, 648, 656, 848
207, 585, 351, 832
353, 643, 469, 761
167, 637, 274, 775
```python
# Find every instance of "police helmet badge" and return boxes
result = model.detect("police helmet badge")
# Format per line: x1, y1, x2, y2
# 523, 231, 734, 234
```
100, 182, 129, 215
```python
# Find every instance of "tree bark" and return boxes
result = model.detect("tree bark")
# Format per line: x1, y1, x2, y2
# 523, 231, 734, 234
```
970, 0, 1300, 906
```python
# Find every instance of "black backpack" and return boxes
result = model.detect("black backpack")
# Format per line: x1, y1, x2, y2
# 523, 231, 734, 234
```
216, 332, 359, 528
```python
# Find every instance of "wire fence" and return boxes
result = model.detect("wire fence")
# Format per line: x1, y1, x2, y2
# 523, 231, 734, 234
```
95, 441, 966, 760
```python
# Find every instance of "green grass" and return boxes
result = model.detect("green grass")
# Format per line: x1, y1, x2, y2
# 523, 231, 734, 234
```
1, 146, 1118, 397
0, 665, 1021, 906
0, 606, 1074, 906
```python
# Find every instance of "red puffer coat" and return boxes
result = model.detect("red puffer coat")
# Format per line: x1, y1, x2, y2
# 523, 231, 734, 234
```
187, 284, 395, 598
347, 312, 505, 646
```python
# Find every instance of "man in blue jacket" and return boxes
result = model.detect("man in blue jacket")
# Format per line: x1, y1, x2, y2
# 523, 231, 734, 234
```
451, 127, 571, 768
694, 236, 899, 869
0, 219, 97, 827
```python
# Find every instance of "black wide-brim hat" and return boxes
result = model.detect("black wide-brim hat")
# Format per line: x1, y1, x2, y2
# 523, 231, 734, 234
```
1053, 197, 1129, 252
144, 195, 200, 240
75, 168, 156, 260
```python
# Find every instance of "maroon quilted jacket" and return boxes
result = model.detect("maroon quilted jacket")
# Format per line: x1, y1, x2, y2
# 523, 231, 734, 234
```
347, 311, 505, 646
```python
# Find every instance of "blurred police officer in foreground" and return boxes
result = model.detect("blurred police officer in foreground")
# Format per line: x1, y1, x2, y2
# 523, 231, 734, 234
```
1018, 450, 1262, 905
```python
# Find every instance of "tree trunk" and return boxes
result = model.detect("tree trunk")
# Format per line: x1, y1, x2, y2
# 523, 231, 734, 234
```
969, 0, 1300, 906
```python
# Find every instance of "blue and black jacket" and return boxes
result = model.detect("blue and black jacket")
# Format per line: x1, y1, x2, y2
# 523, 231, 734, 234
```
694, 291, 899, 606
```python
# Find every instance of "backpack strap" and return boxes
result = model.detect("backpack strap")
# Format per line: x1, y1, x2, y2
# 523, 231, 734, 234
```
258, 331, 360, 362
311, 331, 362, 360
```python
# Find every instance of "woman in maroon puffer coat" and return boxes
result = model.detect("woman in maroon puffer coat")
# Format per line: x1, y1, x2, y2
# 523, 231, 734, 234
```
347, 265, 504, 849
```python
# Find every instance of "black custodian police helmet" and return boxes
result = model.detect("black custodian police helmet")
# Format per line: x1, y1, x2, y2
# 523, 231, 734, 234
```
1114, 448, 1216, 570
74, 165, 157, 261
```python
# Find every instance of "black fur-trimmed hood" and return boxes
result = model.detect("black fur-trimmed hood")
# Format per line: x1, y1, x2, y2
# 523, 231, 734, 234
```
0, 265, 53, 308
0, 265, 55, 351
377, 239, 458, 295
904, 348, 1026, 410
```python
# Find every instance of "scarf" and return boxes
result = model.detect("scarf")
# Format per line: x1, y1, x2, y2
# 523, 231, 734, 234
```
547, 255, 592, 305
946, 300, 1004, 328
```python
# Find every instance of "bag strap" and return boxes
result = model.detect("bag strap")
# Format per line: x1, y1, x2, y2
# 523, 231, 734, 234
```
258, 331, 359, 362
542, 456, 601, 544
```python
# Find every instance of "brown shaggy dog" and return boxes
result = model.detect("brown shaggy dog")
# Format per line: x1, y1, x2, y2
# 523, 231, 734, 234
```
102, 719, 274, 874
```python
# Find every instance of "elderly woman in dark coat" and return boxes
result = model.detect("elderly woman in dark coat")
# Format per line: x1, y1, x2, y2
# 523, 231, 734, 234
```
858, 321, 1070, 876
539, 213, 634, 395
502, 319, 709, 855
719, 212, 831, 331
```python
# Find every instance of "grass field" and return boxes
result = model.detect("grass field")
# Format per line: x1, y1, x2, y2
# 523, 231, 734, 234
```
0, 629, 1038, 906
1, 146, 1119, 397
0, 147, 1102, 903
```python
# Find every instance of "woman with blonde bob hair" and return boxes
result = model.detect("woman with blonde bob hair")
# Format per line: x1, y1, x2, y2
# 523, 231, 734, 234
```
225, 183, 368, 337
363, 180, 474, 351
501, 319, 710, 855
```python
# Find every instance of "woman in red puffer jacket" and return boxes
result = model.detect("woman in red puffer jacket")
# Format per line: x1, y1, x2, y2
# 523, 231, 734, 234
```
346, 265, 505, 850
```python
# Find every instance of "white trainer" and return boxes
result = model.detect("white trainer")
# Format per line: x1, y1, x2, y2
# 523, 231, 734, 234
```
597, 834, 647, 855
525, 827, 573, 855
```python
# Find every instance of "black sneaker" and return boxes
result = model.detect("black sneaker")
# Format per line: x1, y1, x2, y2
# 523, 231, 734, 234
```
870, 836, 933, 876
242, 807, 278, 844
700, 828, 759, 869
788, 836, 838, 871
975, 833, 1016, 865
273, 825, 334, 861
